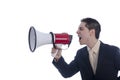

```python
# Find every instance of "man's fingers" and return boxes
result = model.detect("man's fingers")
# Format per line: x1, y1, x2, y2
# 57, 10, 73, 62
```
51, 48, 57, 53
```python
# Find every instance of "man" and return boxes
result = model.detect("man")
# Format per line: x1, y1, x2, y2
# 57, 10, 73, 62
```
51, 18, 120, 80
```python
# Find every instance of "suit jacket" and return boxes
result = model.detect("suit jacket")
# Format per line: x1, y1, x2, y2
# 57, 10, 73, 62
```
53, 42, 120, 80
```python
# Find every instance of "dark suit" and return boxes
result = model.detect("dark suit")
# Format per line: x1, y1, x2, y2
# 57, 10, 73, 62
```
53, 42, 120, 80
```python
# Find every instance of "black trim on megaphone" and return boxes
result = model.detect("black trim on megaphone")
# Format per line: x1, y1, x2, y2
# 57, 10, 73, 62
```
50, 32, 56, 49
68, 35, 73, 47
28, 26, 37, 52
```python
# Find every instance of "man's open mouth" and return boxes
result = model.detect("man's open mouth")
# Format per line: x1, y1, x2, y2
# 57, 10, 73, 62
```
79, 36, 82, 40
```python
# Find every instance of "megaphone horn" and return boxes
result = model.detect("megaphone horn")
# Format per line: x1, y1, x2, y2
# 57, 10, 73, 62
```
28, 26, 72, 52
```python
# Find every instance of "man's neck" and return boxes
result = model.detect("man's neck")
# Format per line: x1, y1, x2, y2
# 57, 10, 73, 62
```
87, 39, 98, 49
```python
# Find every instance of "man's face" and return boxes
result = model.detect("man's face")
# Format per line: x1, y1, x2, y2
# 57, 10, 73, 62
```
76, 22, 91, 45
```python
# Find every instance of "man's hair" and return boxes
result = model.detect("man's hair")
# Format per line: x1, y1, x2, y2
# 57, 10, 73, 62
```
81, 17, 101, 39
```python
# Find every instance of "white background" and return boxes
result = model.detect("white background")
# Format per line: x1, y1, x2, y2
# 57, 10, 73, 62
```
0, 0, 120, 80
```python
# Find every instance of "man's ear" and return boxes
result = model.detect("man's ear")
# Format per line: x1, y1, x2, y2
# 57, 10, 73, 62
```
90, 29, 95, 36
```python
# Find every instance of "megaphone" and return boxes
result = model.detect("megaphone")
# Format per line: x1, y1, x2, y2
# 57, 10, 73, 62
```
28, 26, 72, 52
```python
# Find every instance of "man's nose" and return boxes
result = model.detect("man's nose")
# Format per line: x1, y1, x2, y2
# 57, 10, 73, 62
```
76, 30, 79, 34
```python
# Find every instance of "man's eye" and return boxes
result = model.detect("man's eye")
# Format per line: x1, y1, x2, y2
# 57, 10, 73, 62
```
79, 27, 84, 30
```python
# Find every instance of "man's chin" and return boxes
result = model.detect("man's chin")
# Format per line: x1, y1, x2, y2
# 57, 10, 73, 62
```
79, 40, 85, 45
80, 43, 83, 45
79, 41, 83, 45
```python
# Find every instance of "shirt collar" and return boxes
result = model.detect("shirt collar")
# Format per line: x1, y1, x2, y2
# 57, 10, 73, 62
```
87, 40, 100, 54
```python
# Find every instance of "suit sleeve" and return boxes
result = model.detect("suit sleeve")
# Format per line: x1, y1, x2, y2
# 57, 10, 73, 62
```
114, 47, 120, 80
52, 56, 79, 78
115, 47, 120, 70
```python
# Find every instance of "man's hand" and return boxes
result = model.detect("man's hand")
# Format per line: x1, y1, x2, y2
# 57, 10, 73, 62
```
51, 47, 62, 61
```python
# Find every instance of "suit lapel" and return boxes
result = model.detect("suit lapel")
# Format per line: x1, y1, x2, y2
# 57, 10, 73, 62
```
95, 42, 104, 75
83, 47, 95, 75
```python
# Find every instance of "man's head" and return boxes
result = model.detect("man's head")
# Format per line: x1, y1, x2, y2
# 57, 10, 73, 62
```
81, 18, 101, 39
77, 18, 101, 46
